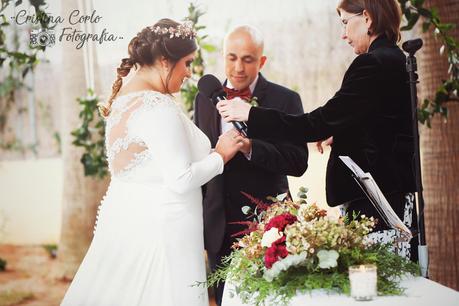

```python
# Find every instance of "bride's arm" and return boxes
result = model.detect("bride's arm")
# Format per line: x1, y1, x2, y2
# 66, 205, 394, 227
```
131, 102, 224, 194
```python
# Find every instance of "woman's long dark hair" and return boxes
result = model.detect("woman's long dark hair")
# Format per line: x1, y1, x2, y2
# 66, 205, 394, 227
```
101, 18, 197, 117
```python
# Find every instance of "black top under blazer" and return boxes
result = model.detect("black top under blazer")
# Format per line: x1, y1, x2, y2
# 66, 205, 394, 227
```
247, 35, 416, 207
194, 74, 309, 253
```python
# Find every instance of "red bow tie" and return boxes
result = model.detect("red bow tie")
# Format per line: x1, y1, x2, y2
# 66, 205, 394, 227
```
223, 86, 252, 101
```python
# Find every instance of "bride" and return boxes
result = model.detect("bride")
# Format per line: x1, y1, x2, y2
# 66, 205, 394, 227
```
61, 18, 243, 306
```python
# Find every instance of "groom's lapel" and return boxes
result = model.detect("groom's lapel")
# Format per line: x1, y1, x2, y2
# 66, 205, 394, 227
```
252, 73, 268, 107
211, 106, 222, 145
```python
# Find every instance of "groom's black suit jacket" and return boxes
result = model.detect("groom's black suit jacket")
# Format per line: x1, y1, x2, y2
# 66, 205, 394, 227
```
194, 74, 309, 253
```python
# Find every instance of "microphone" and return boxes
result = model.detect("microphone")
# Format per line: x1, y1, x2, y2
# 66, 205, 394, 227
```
402, 38, 423, 56
197, 74, 248, 137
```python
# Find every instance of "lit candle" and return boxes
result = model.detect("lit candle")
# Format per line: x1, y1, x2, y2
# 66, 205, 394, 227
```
348, 264, 377, 301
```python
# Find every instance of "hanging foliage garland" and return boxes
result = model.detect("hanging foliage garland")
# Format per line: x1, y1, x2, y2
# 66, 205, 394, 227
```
398, 0, 459, 127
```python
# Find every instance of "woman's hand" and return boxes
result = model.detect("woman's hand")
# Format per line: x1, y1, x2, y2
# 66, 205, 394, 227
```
215, 129, 245, 164
216, 98, 252, 122
237, 137, 252, 155
316, 136, 333, 154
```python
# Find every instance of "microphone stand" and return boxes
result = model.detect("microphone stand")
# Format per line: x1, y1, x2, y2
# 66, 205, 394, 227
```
402, 38, 429, 278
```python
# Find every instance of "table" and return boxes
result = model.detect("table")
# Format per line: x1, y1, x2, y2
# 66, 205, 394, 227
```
222, 277, 459, 306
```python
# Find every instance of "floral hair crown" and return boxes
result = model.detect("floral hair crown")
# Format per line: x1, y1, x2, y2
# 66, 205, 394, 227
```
149, 22, 197, 40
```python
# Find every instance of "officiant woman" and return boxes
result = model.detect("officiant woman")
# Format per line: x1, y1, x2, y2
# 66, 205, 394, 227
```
217, 0, 418, 258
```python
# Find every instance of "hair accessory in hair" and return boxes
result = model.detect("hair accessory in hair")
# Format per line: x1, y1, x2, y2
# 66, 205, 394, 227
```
150, 21, 197, 39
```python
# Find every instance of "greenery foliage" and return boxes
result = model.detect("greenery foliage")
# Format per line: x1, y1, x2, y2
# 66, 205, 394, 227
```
209, 244, 418, 306
399, 0, 459, 127
0, 0, 52, 149
180, 3, 216, 115
71, 89, 108, 179
206, 192, 419, 306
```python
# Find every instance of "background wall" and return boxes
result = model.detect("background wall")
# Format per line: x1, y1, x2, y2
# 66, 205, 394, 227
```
0, 158, 62, 244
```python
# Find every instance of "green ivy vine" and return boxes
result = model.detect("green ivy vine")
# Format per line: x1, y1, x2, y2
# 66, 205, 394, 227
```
0, 0, 53, 149
180, 3, 217, 115
71, 89, 108, 178
399, 0, 459, 127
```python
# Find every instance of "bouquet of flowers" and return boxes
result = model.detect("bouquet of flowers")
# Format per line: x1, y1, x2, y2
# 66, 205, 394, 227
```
207, 188, 419, 306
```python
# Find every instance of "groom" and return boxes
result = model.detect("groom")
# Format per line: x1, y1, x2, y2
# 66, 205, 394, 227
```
194, 25, 309, 305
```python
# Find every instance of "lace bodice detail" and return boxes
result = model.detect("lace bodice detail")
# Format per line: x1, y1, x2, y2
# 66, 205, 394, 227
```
105, 90, 179, 177
104, 90, 223, 191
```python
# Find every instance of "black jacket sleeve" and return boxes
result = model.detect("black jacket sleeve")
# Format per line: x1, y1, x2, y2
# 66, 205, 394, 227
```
193, 94, 200, 126
250, 139, 308, 177
247, 54, 383, 143
248, 92, 308, 177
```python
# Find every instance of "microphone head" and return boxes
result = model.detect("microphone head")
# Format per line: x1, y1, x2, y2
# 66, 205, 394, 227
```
197, 74, 226, 102
402, 38, 423, 55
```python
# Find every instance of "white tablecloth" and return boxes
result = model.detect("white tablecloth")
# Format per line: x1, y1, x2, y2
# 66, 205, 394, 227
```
222, 277, 459, 306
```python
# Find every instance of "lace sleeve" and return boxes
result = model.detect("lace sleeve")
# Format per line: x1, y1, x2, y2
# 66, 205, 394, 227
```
129, 94, 223, 194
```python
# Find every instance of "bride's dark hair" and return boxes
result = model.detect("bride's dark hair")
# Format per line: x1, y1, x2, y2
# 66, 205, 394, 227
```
100, 18, 197, 117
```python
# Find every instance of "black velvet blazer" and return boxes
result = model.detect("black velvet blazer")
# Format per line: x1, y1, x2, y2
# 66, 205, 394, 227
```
247, 36, 416, 206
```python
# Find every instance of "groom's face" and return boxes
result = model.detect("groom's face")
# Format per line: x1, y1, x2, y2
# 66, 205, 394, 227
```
224, 31, 266, 90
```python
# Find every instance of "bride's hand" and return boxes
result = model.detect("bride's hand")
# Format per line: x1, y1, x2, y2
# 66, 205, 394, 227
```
316, 136, 333, 154
216, 98, 252, 122
215, 129, 244, 164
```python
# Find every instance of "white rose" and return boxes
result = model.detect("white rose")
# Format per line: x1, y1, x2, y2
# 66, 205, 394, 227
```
261, 227, 283, 248
263, 252, 308, 282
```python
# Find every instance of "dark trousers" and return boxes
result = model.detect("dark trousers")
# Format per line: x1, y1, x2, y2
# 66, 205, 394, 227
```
207, 233, 234, 306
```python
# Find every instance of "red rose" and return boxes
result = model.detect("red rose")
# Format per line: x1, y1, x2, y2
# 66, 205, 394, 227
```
264, 244, 289, 268
265, 213, 297, 232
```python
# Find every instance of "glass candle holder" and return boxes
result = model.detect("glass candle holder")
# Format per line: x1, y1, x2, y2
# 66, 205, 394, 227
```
348, 264, 377, 301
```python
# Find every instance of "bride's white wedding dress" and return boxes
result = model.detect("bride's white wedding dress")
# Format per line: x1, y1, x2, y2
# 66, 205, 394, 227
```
61, 90, 223, 306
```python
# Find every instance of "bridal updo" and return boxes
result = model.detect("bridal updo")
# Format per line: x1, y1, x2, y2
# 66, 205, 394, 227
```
101, 18, 198, 117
